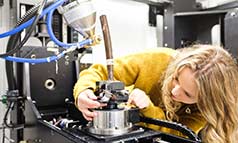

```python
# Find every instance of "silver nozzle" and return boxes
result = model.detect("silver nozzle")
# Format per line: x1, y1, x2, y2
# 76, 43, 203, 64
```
59, 0, 96, 38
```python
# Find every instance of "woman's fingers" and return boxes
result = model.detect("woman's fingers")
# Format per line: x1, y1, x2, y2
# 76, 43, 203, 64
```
82, 108, 98, 121
77, 89, 108, 121
128, 88, 150, 109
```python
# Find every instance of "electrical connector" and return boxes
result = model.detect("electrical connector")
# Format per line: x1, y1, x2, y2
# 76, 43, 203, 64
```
1, 95, 7, 105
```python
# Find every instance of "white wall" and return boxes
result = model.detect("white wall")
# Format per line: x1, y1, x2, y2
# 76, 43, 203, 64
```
0, 1, 9, 94
0, 0, 10, 142
81, 0, 159, 64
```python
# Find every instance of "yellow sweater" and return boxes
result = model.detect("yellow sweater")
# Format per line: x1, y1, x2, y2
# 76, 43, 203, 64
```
73, 48, 206, 136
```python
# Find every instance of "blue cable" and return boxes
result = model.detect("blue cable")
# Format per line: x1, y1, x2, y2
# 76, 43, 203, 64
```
3, 38, 93, 63
47, 8, 93, 48
1, 0, 94, 63
0, 0, 66, 38
0, 0, 93, 48
4, 52, 65, 64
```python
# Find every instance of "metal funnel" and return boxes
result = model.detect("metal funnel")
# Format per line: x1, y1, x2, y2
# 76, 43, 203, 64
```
61, 0, 96, 38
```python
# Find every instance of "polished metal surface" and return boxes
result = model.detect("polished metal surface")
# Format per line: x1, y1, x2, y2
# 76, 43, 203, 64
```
87, 109, 133, 135
61, 0, 96, 37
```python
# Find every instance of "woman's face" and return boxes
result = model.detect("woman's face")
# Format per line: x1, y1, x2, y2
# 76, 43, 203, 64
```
171, 67, 198, 104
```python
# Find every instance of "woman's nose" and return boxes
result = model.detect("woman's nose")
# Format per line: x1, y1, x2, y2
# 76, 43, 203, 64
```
171, 84, 180, 96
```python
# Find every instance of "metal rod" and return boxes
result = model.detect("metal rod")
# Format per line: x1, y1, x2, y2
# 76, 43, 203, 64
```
100, 15, 114, 81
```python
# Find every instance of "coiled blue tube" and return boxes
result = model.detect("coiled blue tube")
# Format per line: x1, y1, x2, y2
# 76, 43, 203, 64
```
0, 0, 66, 38
47, 9, 93, 48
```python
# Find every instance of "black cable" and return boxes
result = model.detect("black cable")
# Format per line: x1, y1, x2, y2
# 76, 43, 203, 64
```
0, 0, 47, 57
16, 1, 44, 26
2, 0, 45, 65
2, 1, 55, 133
3, 102, 15, 128
5, 34, 20, 90
2, 125, 5, 143
5, 0, 46, 90
0, 126, 5, 130
5, 0, 54, 90
140, 116, 202, 142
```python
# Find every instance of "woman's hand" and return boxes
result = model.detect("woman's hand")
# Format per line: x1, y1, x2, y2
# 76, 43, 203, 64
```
127, 88, 151, 109
76, 89, 106, 121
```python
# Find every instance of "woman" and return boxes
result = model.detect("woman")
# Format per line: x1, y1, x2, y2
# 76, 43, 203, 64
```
73, 44, 238, 143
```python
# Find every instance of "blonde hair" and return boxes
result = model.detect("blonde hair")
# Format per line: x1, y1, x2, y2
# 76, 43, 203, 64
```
161, 44, 238, 143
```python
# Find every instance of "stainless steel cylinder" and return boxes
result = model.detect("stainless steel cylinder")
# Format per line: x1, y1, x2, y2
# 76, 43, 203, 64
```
87, 109, 133, 135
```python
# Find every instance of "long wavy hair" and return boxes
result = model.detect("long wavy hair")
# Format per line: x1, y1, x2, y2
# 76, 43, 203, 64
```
161, 44, 238, 143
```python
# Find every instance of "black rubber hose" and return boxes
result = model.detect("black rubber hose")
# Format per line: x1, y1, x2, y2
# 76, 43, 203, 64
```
5, 0, 54, 90
5, 34, 20, 90
140, 116, 202, 142
3, 102, 15, 128
0, 0, 47, 57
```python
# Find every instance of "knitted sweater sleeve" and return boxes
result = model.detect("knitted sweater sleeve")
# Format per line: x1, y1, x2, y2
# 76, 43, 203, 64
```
73, 48, 176, 99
